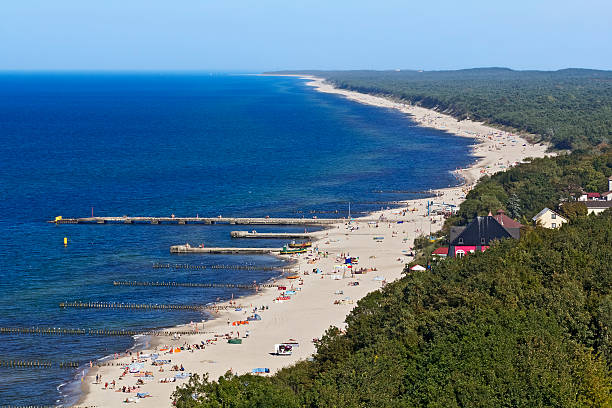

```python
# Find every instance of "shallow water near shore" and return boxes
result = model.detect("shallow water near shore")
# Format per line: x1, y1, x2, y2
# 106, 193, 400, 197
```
0, 73, 475, 405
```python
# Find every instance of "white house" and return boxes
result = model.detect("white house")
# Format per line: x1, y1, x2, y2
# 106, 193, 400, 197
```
532, 208, 568, 229
585, 201, 612, 215
577, 177, 612, 201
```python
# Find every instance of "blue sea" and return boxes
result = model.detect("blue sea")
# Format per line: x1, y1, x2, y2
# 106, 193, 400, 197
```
0, 73, 475, 405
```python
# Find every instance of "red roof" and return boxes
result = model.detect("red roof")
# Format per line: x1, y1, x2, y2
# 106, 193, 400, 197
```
432, 247, 449, 255
587, 193, 601, 198
493, 210, 523, 229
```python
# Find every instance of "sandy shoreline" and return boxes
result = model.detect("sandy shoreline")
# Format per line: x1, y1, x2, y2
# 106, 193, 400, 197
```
76, 76, 549, 407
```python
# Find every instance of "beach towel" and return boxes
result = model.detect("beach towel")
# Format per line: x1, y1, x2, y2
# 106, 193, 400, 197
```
129, 362, 145, 373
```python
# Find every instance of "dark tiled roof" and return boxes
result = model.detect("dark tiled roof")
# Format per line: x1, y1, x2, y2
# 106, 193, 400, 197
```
449, 216, 513, 246
449, 226, 466, 243
585, 201, 612, 208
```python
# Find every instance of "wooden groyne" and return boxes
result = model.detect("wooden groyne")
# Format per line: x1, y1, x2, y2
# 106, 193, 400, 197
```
152, 263, 283, 271
50, 216, 343, 226
0, 360, 111, 369
59, 301, 245, 311
170, 245, 281, 254
113, 280, 280, 289
230, 231, 314, 239
0, 326, 209, 337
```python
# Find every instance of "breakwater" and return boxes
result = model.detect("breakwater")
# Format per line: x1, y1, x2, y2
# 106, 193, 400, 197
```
113, 280, 279, 289
152, 263, 284, 271
0, 327, 207, 337
170, 246, 281, 254
50, 216, 343, 225
58, 301, 245, 311
0, 359, 171, 369
230, 231, 313, 239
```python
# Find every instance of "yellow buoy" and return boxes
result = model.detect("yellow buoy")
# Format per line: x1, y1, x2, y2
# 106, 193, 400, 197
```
64, 237, 68, 246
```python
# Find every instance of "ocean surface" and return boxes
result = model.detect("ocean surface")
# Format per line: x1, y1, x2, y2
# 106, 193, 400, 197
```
0, 73, 475, 405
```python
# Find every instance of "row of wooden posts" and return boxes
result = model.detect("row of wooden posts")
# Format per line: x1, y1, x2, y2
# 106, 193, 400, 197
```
152, 263, 283, 271
113, 280, 279, 289
0, 406, 96, 408
59, 301, 245, 311
0, 360, 79, 368
0, 327, 207, 337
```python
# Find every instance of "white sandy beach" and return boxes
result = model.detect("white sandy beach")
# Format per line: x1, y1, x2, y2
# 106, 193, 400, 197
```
77, 77, 549, 407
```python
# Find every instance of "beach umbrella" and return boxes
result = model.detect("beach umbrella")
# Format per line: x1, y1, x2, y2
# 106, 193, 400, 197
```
410, 264, 426, 271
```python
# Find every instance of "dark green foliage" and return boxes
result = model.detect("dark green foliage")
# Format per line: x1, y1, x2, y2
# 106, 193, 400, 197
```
561, 201, 589, 222
270, 68, 612, 150
174, 212, 612, 407
172, 372, 299, 408
449, 151, 612, 226
506, 192, 522, 219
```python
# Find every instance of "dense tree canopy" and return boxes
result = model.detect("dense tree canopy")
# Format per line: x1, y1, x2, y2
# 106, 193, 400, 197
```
175, 70, 612, 406
444, 150, 612, 228
270, 68, 612, 150
174, 211, 612, 407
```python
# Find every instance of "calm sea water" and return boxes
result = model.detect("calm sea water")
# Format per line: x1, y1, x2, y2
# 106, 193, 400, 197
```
0, 73, 475, 405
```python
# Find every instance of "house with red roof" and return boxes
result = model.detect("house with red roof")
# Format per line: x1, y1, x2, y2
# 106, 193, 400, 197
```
433, 210, 522, 259
431, 247, 448, 257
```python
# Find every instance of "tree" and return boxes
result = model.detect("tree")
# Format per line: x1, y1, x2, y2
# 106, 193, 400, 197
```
506, 193, 522, 219
560, 201, 588, 221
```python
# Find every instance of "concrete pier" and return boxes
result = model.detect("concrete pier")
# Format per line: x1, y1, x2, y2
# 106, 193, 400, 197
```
230, 231, 314, 239
170, 245, 282, 254
50, 216, 342, 226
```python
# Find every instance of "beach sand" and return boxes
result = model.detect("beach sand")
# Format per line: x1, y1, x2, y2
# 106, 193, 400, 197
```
77, 77, 549, 407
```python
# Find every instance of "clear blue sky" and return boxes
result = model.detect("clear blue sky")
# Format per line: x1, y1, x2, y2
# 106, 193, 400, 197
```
2, 0, 610, 71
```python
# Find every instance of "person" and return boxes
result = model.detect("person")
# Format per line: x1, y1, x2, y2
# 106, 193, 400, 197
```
104, 382, 108, 389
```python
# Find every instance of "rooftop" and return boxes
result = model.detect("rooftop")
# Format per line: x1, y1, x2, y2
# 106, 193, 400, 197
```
432, 247, 449, 255
493, 209, 523, 229
584, 201, 612, 208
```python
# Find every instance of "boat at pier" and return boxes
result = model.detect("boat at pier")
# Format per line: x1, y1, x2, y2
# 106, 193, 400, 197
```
288, 241, 312, 249
279, 245, 307, 255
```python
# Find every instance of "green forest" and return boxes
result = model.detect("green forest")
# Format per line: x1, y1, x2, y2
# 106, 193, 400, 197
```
172, 70, 612, 407
270, 68, 612, 150
174, 211, 612, 407
446, 150, 612, 227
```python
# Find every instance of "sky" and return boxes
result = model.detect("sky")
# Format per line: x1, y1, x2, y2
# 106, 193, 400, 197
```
1, 0, 610, 72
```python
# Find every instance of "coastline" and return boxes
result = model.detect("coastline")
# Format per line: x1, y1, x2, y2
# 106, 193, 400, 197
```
77, 77, 549, 407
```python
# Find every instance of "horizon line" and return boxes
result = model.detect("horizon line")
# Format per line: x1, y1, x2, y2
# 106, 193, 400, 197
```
0, 66, 610, 74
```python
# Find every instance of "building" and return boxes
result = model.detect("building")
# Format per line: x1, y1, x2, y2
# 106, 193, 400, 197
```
492, 209, 523, 230
532, 208, 568, 229
431, 247, 448, 258
584, 201, 612, 215
448, 215, 519, 258
577, 177, 612, 201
